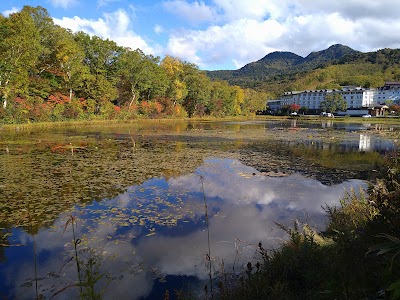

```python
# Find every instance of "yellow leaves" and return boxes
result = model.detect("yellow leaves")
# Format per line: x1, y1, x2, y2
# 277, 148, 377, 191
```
160, 55, 184, 77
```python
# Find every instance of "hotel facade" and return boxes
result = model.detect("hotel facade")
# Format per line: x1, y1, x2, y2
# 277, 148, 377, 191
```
267, 82, 400, 114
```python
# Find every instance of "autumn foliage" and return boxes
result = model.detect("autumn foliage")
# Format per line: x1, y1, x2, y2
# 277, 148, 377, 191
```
0, 6, 267, 124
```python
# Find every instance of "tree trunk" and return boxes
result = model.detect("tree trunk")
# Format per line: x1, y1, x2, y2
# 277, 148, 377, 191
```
2, 81, 9, 109
129, 93, 136, 109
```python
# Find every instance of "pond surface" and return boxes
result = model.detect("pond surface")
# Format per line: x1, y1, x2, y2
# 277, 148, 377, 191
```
0, 119, 398, 299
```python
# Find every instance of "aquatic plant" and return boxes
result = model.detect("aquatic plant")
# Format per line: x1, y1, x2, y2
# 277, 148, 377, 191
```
199, 174, 213, 299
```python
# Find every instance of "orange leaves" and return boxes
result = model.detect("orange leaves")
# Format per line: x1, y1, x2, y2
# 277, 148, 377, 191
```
48, 93, 70, 106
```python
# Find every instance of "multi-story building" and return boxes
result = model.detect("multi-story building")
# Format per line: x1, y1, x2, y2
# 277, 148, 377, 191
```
377, 82, 400, 104
266, 100, 282, 112
267, 83, 400, 113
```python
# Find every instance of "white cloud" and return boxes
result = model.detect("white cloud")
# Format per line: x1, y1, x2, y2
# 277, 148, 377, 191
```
1, 7, 19, 16
163, 0, 217, 24
49, 0, 77, 9
53, 9, 156, 55
166, 18, 286, 68
161, 0, 400, 69
213, 0, 283, 21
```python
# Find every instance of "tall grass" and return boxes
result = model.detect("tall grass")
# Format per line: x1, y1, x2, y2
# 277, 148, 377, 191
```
199, 175, 214, 299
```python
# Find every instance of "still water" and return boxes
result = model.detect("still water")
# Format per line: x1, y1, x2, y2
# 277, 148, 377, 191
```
0, 120, 398, 299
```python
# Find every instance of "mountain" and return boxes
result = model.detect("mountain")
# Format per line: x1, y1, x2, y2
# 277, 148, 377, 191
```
237, 51, 304, 76
207, 45, 400, 97
207, 44, 360, 84
304, 44, 360, 65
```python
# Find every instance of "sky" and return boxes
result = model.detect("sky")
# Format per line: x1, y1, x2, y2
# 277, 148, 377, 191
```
2, 0, 400, 71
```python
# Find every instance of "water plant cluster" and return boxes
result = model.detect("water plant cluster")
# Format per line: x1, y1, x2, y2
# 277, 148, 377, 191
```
1, 120, 399, 299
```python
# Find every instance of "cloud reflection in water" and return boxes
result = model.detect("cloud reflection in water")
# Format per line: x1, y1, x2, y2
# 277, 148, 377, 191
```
3, 158, 367, 299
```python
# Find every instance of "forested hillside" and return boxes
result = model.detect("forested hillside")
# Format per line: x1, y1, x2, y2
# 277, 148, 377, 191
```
0, 6, 267, 124
208, 45, 400, 98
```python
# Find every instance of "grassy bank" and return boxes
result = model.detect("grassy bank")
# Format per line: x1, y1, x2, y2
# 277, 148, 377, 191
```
2, 114, 400, 132
0, 116, 263, 133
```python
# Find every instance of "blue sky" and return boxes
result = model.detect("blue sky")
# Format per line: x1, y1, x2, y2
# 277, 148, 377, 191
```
2, 0, 400, 70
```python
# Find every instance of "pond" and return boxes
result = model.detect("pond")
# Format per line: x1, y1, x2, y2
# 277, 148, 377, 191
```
0, 119, 398, 299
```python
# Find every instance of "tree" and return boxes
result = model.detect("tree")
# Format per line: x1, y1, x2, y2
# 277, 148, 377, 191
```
209, 80, 233, 117
289, 103, 301, 113
52, 27, 89, 100
117, 48, 168, 108
241, 88, 268, 116
232, 86, 244, 116
160, 56, 188, 105
75, 32, 123, 107
320, 93, 347, 113
0, 10, 41, 109
183, 72, 211, 117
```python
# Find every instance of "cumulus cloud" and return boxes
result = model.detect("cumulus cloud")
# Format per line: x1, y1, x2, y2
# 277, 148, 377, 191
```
53, 9, 156, 54
1, 7, 19, 16
162, 0, 400, 69
163, 0, 218, 24
166, 18, 286, 68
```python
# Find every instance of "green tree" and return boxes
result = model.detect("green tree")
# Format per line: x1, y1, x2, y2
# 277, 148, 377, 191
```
59, 29, 89, 100
241, 88, 268, 116
0, 10, 41, 109
208, 80, 232, 116
183, 72, 211, 117
320, 93, 347, 113
117, 48, 168, 108
75, 32, 123, 108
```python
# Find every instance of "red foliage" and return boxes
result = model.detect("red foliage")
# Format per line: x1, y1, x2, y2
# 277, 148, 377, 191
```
48, 93, 70, 107
139, 101, 151, 115
15, 97, 32, 110
289, 103, 301, 112
153, 101, 163, 114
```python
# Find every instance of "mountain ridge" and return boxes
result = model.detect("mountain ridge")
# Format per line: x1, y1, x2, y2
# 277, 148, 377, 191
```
207, 44, 400, 97
207, 44, 360, 81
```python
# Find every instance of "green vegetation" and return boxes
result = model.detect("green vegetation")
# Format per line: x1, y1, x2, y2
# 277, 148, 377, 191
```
0, 6, 266, 125
320, 93, 348, 113
216, 153, 400, 299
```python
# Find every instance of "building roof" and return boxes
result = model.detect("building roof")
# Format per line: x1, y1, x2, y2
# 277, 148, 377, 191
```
383, 82, 400, 90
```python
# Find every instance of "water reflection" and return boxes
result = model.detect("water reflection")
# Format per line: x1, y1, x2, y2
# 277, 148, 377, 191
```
258, 119, 400, 132
285, 133, 396, 153
1, 158, 366, 299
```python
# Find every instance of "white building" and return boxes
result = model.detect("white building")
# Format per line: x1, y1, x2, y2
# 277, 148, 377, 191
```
340, 86, 377, 108
377, 82, 400, 104
267, 85, 379, 113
